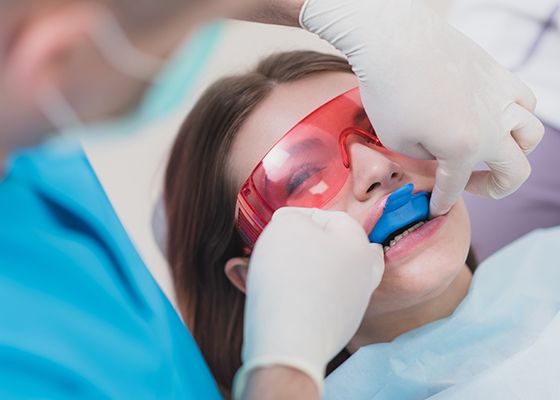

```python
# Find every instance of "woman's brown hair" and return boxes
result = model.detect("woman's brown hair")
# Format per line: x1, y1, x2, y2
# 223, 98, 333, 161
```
164, 51, 354, 397
164, 50, 479, 398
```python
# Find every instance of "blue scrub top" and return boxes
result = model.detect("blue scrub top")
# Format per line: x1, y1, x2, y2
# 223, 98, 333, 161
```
0, 143, 221, 399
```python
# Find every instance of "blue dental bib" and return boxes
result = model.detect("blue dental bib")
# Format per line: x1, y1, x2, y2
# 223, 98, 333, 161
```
368, 183, 430, 244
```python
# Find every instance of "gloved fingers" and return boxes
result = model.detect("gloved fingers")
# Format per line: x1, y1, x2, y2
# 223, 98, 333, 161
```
503, 102, 545, 155
303, 208, 343, 230
272, 206, 313, 220
505, 73, 538, 112
429, 158, 473, 217
466, 138, 531, 198
281, 207, 351, 231
367, 243, 385, 286
465, 170, 491, 197
368, 242, 384, 254
379, 137, 434, 161
272, 207, 364, 237
271, 207, 320, 227
314, 209, 366, 238
398, 143, 434, 160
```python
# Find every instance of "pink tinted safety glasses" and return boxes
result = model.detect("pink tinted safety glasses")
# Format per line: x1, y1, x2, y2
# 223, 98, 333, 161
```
236, 87, 383, 248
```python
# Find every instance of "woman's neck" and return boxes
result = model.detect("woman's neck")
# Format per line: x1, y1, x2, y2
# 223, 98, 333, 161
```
347, 265, 472, 351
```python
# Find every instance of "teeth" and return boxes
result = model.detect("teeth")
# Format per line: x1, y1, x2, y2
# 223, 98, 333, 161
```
383, 221, 426, 254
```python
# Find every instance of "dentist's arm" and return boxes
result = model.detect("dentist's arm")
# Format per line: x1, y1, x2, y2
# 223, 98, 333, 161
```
234, 208, 385, 399
239, 0, 544, 216
235, 0, 305, 26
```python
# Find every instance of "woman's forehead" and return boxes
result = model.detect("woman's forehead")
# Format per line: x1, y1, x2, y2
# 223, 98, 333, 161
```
229, 72, 359, 191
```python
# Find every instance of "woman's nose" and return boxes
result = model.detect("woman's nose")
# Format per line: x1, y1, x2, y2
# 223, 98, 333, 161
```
347, 140, 404, 202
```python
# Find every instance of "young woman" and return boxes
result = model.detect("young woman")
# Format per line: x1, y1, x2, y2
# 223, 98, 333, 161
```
162, 50, 480, 397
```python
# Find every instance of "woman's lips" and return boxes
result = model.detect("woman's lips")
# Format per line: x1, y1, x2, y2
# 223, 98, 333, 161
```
363, 193, 391, 235
362, 187, 432, 240
383, 213, 447, 263
360, 186, 447, 264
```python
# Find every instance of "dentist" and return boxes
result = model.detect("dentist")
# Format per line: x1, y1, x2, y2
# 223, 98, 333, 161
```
0, 0, 543, 399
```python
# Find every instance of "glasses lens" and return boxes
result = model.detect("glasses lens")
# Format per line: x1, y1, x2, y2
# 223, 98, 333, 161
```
238, 87, 378, 246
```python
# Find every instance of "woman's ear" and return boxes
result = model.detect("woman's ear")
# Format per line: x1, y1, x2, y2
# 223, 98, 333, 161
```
224, 257, 250, 294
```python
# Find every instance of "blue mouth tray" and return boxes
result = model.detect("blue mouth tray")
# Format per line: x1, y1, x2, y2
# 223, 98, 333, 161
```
368, 183, 430, 244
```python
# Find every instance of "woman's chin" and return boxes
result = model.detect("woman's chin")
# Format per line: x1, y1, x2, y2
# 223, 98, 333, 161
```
370, 201, 471, 312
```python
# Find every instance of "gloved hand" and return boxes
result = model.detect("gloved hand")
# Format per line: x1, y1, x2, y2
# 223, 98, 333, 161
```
233, 207, 384, 397
300, 0, 545, 216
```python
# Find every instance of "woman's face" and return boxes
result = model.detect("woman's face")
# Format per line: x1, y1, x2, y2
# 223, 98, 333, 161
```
228, 72, 471, 315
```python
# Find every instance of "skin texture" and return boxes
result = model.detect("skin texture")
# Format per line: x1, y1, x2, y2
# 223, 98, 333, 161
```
226, 71, 473, 353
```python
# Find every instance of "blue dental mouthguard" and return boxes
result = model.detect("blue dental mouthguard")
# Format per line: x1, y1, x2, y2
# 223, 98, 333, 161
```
368, 183, 430, 244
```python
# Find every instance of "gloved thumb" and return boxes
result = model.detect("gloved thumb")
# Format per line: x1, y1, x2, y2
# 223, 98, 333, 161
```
430, 159, 472, 217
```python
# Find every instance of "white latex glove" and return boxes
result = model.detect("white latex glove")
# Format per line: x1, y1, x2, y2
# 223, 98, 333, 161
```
300, 0, 545, 216
233, 207, 384, 397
